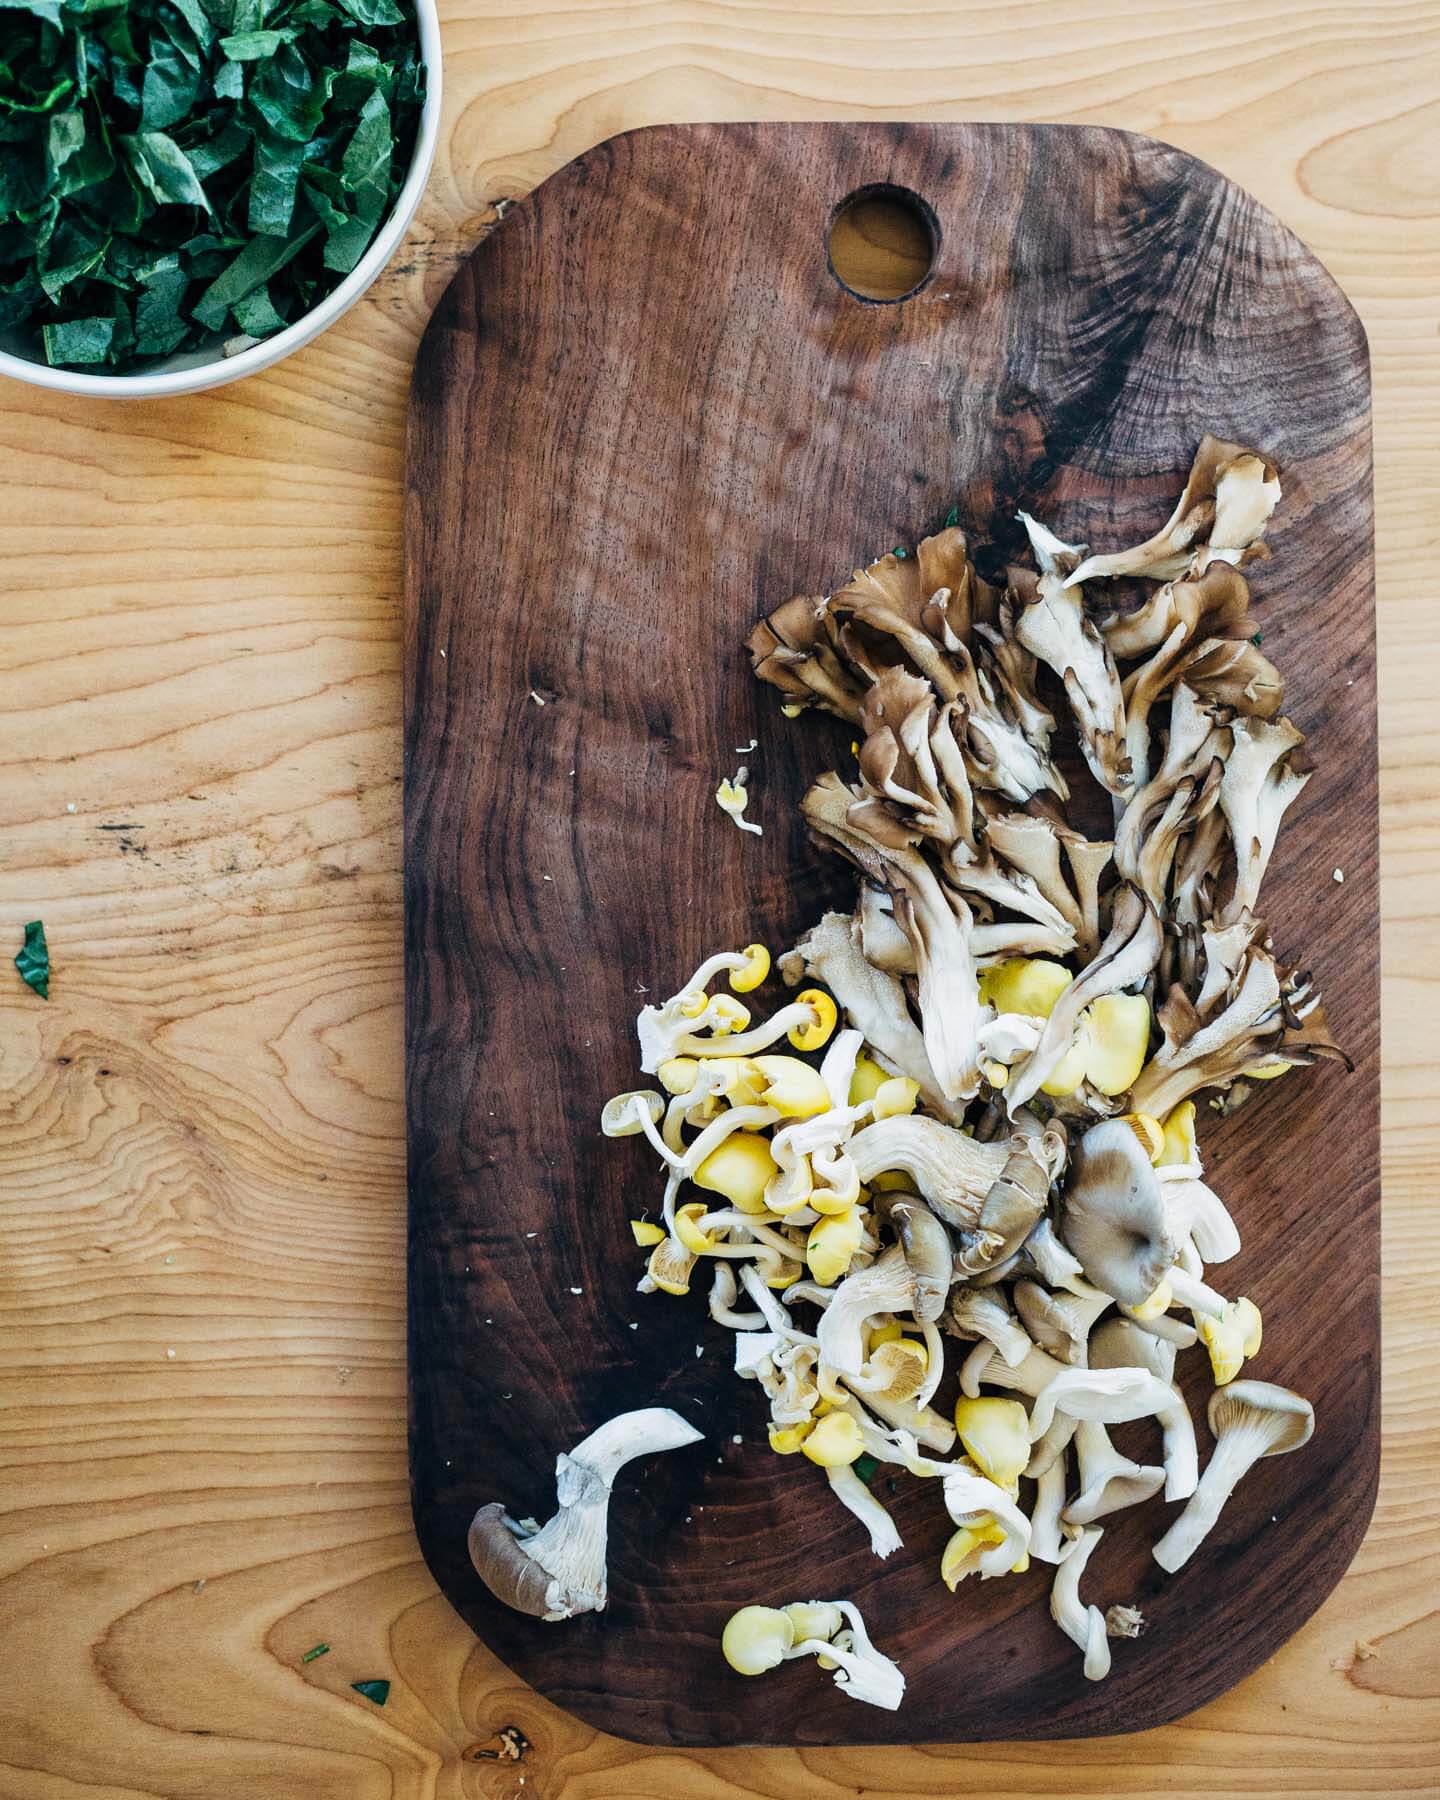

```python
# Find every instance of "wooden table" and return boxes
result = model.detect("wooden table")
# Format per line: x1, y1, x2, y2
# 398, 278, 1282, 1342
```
1, 4, 1435, 1795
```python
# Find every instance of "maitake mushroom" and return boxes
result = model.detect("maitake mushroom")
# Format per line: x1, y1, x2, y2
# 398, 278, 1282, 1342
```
590, 437, 1336, 1698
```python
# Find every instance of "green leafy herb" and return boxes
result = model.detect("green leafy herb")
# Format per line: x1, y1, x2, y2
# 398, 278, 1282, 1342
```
891, 546, 908, 559
301, 1642, 330, 1663
853, 1453, 879, 1486
943, 504, 959, 529
0, 0, 425, 372
15, 920, 50, 999
1251, 631, 1264, 647
351, 1678, 390, 1705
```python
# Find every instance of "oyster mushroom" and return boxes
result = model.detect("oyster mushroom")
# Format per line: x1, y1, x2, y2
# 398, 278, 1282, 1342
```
846, 1114, 1011, 1228
1049, 1524, 1111, 1680
1027, 1365, 1197, 1502
1152, 1381, 1314, 1572
468, 1408, 704, 1620
953, 1138, 1054, 1275
884, 1194, 955, 1321
1064, 1420, 1166, 1525
1029, 1450, 1076, 1564
1013, 1278, 1113, 1366
943, 1284, 1035, 1367
1060, 1120, 1177, 1306
1089, 1315, 1180, 1381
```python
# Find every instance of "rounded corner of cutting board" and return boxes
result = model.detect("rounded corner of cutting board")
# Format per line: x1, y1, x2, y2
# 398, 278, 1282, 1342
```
404, 118, 1379, 1747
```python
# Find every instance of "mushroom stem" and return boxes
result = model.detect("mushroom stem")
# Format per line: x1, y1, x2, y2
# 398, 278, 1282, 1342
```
1151, 1434, 1255, 1571
825, 1464, 904, 1559
1165, 1263, 1228, 1319
1029, 1450, 1075, 1564
1049, 1525, 1111, 1680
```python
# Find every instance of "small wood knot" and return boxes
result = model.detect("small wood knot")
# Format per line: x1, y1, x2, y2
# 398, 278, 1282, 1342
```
464, 1726, 532, 1763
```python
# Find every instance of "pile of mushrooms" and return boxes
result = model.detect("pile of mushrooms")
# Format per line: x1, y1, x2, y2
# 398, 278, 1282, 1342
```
599, 439, 1345, 1696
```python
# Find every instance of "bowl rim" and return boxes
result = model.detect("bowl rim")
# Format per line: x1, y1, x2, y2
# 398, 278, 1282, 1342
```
0, 0, 442, 401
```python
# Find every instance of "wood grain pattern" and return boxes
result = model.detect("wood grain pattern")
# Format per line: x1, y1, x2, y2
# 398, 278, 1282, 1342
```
0, 2, 1436, 1794
403, 118, 1378, 1746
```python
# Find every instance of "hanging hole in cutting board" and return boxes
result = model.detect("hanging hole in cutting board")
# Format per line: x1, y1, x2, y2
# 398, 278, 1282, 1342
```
826, 185, 939, 302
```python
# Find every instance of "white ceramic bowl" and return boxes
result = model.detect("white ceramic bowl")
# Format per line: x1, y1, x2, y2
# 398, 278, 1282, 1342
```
0, 0, 441, 400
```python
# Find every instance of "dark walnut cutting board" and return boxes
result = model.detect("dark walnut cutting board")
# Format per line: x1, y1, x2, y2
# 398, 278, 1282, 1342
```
403, 123, 1377, 1746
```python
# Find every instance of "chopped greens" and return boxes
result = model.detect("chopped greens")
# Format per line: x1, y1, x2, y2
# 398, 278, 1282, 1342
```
0, 0, 425, 373
14, 920, 49, 999
853, 1453, 879, 1486
351, 1678, 390, 1705
301, 1642, 330, 1663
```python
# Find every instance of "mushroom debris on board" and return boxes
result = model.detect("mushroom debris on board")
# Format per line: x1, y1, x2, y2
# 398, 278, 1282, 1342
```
601, 438, 1350, 1697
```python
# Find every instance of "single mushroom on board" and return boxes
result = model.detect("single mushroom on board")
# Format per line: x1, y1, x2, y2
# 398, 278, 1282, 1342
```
467, 1408, 703, 1621
1152, 1381, 1314, 1572
722, 1597, 907, 1710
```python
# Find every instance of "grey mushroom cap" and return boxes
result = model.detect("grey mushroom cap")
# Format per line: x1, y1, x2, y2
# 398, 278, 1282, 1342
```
1089, 1315, 1178, 1382
1061, 1120, 1177, 1306
885, 1194, 955, 1322
468, 1503, 555, 1618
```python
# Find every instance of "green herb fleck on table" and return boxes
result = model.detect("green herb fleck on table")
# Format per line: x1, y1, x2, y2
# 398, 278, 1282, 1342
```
853, 1452, 879, 1486
301, 1642, 330, 1664
0, 0, 426, 374
351, 1678, 390, 1705
1251, 631, 1264, 647
891, 546, 908, 559
15, 921, 49, 999
943, 505, 959, 529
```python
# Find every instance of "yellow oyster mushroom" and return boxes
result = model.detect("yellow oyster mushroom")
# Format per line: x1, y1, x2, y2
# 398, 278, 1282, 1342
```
1041, 1017, 1091, 1098
940, 1519, 1028, 1587
788, 988, 837, 1052
1158, 1099, 1198, 1167
728, 944, 771, 994
801, 1411, 864, 1468
806, 1207, 864, 1286
872, 1076, 919, 1120
1118, 1111, 1165, 1163
657, 1056, 700, 1096
629, 1219, 665, 1247
979, 957, 1073, 1018
952, 1396, 1030, 1490
848, 1053, 890, 1106
646, 1237, 696, 1296
1083, 993, 1152, 1096
1128, 1278, 1173, 1322
722, 1605, 794, 1675
1199, 1297, 1263, 1385
693, 1132, 779, 1214
751, 1054, 831, 1119
767, 1420, 815, 1455
673, 1202, 716, 1256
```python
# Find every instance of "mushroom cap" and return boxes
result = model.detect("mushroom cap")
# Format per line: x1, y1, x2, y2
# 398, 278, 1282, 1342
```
886, 1195, 954, 1321
1207, 1379, 1314, 1454
1061, 1119, 1176, 1305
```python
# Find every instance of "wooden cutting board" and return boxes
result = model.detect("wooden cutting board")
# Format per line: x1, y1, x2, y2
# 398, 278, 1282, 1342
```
403, 122, 1377, 1746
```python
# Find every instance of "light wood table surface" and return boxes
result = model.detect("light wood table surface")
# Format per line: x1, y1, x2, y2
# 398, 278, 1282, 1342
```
2, 4, 1436, 1796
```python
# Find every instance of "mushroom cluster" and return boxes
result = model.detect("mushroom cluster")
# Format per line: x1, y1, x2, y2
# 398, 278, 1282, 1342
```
601, 440, 1345, 1696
